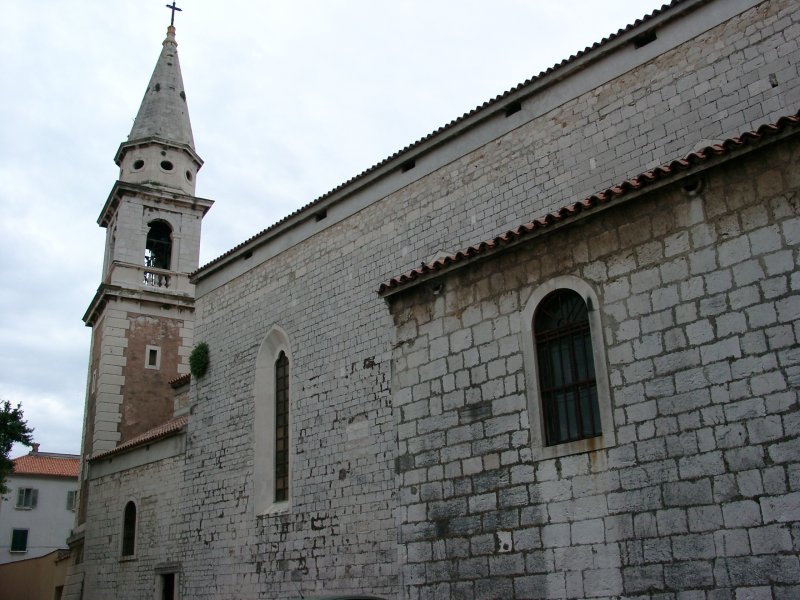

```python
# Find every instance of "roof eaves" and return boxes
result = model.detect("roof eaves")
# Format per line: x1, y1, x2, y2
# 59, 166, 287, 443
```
11, 471, 78, 479
82, 281, 195, 327
98, 180, 214, 228
114, 136, 203, 168
378, 111, 800, 296
89, 415, 188, 462
169, 373, 191, 388
192, 0, 696, 280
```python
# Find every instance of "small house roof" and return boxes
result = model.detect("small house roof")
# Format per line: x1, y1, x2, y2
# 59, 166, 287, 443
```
13, 453, 80, 478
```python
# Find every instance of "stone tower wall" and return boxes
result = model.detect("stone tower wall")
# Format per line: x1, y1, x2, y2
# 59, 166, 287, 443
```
83, 302, 194, 455
104, 193, 204, 276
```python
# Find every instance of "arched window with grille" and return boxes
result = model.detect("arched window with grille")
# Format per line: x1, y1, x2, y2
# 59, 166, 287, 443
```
522, 276, 615, 460
534, 289, 601, 446
121, 501, 137, 557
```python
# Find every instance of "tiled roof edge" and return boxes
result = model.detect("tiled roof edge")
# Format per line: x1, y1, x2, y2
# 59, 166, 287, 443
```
192, 0, 693, 278
11, 472, 79, 479
90, 414, 188, 462
169, 373, 191, 388
378, 111, 800, 296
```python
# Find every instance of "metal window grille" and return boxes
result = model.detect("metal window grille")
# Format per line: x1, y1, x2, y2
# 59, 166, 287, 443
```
534, 289, 601, 446
274, 351, 289, 503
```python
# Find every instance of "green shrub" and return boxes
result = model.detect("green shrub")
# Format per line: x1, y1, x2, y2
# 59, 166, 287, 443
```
189, 342, 210, 378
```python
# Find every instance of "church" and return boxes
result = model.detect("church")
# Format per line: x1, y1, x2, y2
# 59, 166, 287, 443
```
64, 0, 800, 598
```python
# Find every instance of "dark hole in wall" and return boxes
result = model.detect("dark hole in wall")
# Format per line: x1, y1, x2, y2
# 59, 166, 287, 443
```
681, 177, 703, 195
434, 519, 449, 537
504, 100, 522, 117
633, 29, 657, 49
400, 159, 416, 173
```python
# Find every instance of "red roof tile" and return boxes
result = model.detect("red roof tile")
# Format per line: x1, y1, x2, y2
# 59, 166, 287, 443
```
193, 1, 690, 278
90, 414, 189, 462
13, 454, 80, 478
379, 111, 800, 295
169, 373, 191, 388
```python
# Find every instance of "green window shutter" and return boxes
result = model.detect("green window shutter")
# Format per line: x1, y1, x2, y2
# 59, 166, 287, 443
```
10, 529, 28, 552
31, 489, 38, 508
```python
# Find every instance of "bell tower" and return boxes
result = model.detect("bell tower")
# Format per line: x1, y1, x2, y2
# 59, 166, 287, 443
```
75, 23, 213, 522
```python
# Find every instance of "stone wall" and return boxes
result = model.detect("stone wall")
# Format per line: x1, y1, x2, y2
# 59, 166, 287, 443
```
386, 136, 800, 599
81, 449, 184, 598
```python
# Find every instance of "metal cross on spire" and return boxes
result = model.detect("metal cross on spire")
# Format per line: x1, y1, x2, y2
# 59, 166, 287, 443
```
165, 1, 182, 27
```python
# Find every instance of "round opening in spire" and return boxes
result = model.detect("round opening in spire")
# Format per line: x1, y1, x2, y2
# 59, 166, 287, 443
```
160, 160, 174, 172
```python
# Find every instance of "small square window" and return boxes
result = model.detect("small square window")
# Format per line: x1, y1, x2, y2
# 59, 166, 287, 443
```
10, 529, 28, 552
16, 488, 38, 509
145, 345, 161, 370
67, 490, 78, 511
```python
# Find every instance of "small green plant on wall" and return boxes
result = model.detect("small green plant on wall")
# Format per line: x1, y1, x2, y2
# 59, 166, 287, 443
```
189, 342, 210, 378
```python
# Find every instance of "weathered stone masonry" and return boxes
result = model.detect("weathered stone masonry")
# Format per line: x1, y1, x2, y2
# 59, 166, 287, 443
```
184, 2, 800, 597
84, 451, 185, 597
385, 135, 800, 599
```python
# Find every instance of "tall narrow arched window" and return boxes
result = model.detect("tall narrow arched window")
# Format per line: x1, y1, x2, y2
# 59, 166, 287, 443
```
121, 501, 137, 557
534, 289, 601, 446
274, 351, 289, 503
145, 221, 172, 270
254, 327, 292, 515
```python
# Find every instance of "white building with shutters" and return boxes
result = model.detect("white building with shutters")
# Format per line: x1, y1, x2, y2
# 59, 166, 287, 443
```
0, 446, 79, 564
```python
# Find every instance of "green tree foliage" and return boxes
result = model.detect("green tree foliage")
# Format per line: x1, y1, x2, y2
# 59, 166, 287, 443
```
1, 400, 34, 495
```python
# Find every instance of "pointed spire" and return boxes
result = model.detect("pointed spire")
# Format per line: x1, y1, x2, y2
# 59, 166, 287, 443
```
128, 26, 195, 149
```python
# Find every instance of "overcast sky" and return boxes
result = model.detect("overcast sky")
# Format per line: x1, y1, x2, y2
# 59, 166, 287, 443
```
0, 1, 659, 457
